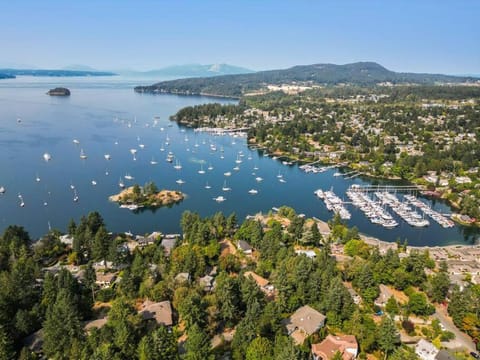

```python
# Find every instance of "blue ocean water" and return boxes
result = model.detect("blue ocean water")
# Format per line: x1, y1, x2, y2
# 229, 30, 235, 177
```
0, 76, 478, 246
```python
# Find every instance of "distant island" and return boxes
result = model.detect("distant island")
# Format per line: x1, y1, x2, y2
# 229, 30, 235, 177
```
47, 87, 71, 96
0, 73, 15, 79
109, 182, 184, 210
0, 68, 116, 77
134, 61, 478, 98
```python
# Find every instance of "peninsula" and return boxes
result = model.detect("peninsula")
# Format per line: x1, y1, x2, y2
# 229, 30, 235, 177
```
47, 87, 71, 96
109, 182, 184, 210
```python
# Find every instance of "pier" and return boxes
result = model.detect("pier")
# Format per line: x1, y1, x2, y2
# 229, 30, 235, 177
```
349, 184, 421, 192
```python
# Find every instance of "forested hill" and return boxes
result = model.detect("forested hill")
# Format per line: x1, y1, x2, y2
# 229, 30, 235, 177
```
134, 62, 476, 98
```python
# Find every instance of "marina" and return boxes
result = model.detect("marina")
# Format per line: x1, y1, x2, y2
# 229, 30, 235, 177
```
0, 77, 477, 246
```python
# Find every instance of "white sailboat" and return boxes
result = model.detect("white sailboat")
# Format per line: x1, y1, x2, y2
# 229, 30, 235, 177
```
91, 180, 97, 186
118, 178, 125, 188
176, 179, 185, 184
150, 157, 158, 165
222, 180, 231, 191
255, 177, 263, 182
104, 154, 111, 160
73, 189, 79, 202
248, 189, 258, 195
73, 139, 80, 145
35, 174, 41, 182
80, 149, 87, 159
207, 163, 214, 171
224, 171, 232, 177
43, 153, 52, 162
0, 186, 5, 194
124, 173, 134, 180
174, 159, 182, 170
205, 182, 211, 189
198, 164, 205, 174
213, 196, 226, 202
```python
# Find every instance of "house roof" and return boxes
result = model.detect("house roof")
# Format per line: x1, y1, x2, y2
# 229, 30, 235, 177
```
95, 272, 117, 284
237, 240, 252, 251
283, 305, 326, 336
84, 318, 108, 331
435, 350, 455, 360
244, 271, 269, 287
139, 300, 173, 326
312, 335, 357, 360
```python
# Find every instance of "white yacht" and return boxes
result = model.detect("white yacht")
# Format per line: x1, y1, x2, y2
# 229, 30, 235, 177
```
129, 148, 137, 155
176, 179, 185, 184
43, 153, 52, 162
91, 180, 97, 186
18, 194, 25, 207
124, 174, 134, 180
213, 196, 226, 202
118, 178, 125, 188
224, 171, 232, 177
73, 139, 80, 145
104, 154, 111, 160
0, 186, 5, 194
150, 158, 158, 165
248, 189, 258, 195
279, 178, 286, 183
255, 177, 263, 182
207, 164, 214, 171
233, 166, 240, 171
35, 174, 41, 182
139, 144, 145, 149
80, 149, 87, 160
73, 190, 79, 202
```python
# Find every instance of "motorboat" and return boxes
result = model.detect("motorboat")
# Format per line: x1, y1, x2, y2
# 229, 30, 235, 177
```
213, 196, 226, 202
104, 154, 111, 160
43, 153, 52, 162
248, 189, 258, 195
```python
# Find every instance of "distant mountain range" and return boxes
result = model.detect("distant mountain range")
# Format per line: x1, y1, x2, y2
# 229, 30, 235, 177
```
134, 62, 479, 98
0, 68, 116, 78
117, 63, 254, 78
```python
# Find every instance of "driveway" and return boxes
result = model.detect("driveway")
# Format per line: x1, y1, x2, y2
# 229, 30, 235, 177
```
434, 304, 476, 352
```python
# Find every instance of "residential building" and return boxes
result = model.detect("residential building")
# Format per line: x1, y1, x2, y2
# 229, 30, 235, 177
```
311, 335, 358, 360
283, 305, 326, 344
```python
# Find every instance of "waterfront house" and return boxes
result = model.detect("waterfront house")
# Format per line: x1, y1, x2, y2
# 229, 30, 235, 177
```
311, 334, 358, 360
283, 305, 326, 344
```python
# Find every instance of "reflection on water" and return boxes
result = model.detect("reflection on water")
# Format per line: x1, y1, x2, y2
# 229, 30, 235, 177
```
0, 76, 478, 246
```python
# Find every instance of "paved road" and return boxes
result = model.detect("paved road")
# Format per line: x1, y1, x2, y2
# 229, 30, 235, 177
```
434, 304, 476, 352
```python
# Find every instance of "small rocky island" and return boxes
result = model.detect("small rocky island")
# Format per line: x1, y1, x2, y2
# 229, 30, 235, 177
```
109, 182, 184, 210
46, 87, 71, 96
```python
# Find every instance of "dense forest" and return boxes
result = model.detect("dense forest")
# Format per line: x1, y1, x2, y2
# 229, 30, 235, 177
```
0, 209, 478, 359
134, 62, 477, 97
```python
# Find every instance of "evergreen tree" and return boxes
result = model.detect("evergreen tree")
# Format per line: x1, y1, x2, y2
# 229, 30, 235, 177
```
92, 226, 110, 264
43, 289, 83, 359
184, 323, 212, 360
377, 316, 400, 358
245, 337, 273, 360
0, 325, 15, 360
273, 334, 302, 360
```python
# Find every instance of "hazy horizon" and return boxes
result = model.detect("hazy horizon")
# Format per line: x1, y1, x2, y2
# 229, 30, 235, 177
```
1, 1, 479, 74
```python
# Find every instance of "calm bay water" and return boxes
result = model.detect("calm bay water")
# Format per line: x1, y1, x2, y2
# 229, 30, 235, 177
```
0, 76, 478, 246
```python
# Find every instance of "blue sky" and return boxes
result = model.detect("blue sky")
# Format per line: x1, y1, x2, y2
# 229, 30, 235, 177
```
1, 0, 478, 74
